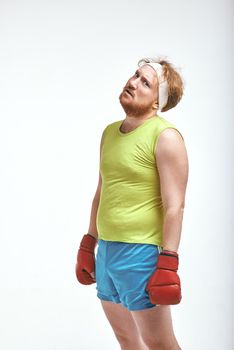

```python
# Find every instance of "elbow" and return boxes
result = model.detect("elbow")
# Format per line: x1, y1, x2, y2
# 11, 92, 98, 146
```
164, 202, 185, 216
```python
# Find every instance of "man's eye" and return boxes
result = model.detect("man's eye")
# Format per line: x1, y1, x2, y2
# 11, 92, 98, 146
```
144, 81, 150, 87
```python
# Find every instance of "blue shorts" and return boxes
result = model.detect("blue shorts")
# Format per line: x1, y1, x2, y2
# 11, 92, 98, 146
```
95, 239, 163, 311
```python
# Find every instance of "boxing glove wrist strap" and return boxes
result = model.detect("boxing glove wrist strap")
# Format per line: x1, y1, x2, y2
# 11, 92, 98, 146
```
162, 249, 178, 256
157, 250, 179, 271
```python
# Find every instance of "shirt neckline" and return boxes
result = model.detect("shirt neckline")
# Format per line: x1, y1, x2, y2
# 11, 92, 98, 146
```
118, 115, 159, 136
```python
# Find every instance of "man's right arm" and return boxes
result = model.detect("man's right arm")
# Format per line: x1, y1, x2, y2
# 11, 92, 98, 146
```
75, 133, 104, 284
86, 130, 105, 239
87, 172, 102, 239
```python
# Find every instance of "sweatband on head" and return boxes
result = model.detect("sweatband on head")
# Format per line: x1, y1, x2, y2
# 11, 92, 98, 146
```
138, 59, 169, 111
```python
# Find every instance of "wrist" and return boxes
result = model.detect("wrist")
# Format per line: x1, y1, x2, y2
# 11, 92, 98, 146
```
161, 250, 178, 258
162, 248, 178, 254
87, 233, 98, 240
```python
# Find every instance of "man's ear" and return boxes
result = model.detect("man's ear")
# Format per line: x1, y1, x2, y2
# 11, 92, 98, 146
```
152, 100, 158, 110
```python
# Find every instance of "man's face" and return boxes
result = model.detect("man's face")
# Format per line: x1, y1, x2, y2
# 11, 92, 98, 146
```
119, 64, 159, 117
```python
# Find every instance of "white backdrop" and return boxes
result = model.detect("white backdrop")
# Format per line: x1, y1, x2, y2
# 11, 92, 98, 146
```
0, 0, 233, 349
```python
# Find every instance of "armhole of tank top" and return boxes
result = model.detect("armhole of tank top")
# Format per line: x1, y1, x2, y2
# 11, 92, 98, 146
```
153, 126, 184, 156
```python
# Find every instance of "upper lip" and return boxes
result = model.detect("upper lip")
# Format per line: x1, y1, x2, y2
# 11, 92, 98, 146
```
124, 88, 134, 97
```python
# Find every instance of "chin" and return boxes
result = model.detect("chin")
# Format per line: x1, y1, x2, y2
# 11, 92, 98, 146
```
119, 95, 131, 113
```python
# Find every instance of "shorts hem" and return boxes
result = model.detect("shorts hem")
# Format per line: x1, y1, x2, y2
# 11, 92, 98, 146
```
97, 292, 121, 304
127, 303, 157, 311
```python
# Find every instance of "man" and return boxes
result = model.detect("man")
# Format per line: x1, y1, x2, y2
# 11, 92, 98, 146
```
76, 57, 189, 350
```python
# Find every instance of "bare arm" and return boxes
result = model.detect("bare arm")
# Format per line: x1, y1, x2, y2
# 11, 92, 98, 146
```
87, 173, 102, 239
87, 133, 104, 239
155, 128, 189, 252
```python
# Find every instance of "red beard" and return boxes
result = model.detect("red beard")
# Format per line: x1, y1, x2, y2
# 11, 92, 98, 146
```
119, 91, 153, 117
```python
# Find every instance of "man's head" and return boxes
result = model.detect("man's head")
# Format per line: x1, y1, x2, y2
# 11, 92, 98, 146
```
119, 57, 184, 117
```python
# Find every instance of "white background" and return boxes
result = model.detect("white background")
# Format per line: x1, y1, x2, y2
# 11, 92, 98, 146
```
0, 0, 233, 349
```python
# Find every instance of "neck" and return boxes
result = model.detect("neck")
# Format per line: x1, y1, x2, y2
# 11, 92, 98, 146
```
120, 112, 158, 133
124, 111, 157, 125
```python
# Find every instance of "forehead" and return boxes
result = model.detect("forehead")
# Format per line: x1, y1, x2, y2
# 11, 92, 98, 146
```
137, 64, 158, 85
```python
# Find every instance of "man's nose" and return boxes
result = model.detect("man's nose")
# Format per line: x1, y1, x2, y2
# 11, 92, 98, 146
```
128, 78, 138, 89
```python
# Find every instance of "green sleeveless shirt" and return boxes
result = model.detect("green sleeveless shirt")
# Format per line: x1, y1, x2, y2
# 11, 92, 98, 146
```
96, 115, 183, 246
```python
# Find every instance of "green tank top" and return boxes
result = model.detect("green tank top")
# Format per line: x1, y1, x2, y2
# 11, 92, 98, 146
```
96, 115, 183, 246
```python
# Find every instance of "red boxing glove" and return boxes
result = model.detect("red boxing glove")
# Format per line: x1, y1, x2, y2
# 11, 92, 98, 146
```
75, 234, 97, 285
146, 250, 182, 305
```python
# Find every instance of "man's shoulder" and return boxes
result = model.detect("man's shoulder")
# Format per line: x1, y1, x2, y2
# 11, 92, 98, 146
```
155, 115, 176, 127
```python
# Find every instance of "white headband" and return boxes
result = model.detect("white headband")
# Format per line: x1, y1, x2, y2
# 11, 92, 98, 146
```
138, 60, 168, 111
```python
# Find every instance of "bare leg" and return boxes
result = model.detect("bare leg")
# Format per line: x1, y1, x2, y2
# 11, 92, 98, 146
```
131, 305, 181, 350
100, 300, 148, 350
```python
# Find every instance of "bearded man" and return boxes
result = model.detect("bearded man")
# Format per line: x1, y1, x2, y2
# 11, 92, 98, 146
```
76, 57, 189, 350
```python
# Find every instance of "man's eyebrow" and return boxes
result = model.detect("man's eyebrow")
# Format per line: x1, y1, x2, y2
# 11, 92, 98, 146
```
135, 69, 152, 84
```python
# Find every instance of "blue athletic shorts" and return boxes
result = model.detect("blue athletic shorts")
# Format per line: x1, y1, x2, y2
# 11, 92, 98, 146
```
95, 239, 163, 311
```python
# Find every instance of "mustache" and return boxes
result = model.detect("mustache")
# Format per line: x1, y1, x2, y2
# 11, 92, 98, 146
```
123, 87, 134, 97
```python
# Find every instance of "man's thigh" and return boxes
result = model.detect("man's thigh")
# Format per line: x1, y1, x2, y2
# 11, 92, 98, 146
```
100, 300, 147, 348
131, 305, 179, 347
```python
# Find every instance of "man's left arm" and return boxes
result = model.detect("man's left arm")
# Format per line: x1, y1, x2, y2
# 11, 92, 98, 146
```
146, 130, 189, 305
155, 128, 189, 252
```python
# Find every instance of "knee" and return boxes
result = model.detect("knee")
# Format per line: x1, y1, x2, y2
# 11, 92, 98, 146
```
115, 332, 130, 345
114, 331, 143, 348
142, 337, 180, 350
142, 338, 163, 349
